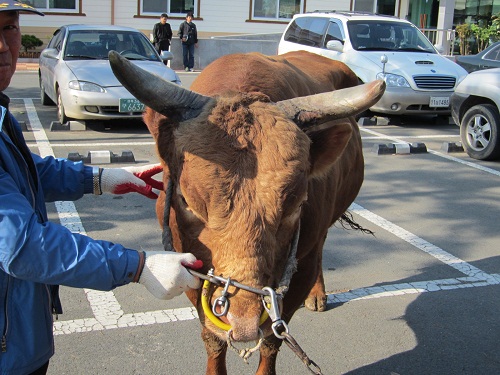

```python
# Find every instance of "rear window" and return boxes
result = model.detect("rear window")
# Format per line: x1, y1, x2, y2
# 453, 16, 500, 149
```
283, 17, 329, 48
483, 44, 500, 61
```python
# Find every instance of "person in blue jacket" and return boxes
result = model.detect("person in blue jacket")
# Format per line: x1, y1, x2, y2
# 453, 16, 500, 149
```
0, 3, 200, 374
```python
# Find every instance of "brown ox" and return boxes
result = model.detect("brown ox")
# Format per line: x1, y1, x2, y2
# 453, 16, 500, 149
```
109, 50, 384, 375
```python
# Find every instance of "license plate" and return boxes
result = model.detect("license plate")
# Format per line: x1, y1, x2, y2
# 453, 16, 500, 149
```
119, 98, 145, 113
429, 96, 449, 108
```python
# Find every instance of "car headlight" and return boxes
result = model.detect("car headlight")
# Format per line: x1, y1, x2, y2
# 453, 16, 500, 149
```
68, 80, 105, 93
376, 73, 410, 87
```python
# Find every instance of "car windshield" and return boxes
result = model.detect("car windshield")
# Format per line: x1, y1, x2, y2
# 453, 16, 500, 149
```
347, 20, 436, 53
64, 30, 160, 61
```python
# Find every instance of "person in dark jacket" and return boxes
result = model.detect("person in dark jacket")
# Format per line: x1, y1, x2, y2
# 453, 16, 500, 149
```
177, 11, 198, 71
152, 13, 172, 54
0, 3, 200, 374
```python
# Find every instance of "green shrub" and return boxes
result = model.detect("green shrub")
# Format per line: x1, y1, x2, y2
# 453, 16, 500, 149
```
21, 34, 43, 52
470, 24, 497, 51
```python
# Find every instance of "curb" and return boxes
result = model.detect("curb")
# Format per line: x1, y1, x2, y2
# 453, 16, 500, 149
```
50, 121, 87, 131
67, 150, 135, 164
441, 141, 464, 153
16, 61, 39, 71
358, 116, 390, 126
373, 142, 428, 155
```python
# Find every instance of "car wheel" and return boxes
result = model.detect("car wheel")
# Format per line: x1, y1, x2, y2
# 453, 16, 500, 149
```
57, 87, 69, 124
40, 80, 53, 106
460, 104, 500, 161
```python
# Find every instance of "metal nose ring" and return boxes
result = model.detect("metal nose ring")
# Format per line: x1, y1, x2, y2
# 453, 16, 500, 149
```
212, 277, 231, 317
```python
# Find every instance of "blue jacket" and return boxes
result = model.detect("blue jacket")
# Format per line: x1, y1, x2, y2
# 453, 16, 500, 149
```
0, 93, 140, 375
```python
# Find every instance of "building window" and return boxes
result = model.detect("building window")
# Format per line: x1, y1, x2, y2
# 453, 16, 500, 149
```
454, 0, 499, 25
353, 0, 376, 13
141, 0, 196, 16
22, 0, 78, 12
252, 0, 302, 21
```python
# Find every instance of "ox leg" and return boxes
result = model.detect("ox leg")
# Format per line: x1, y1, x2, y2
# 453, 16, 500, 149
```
304, 238, 328, 312
256, 336, 282, 375
201, 327, 228, 375
305, 267, 327, 312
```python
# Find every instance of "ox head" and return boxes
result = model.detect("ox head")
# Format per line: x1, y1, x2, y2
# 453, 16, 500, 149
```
109, 51, 384, 342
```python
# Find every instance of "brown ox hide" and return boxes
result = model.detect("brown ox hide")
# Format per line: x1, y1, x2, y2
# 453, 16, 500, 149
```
189, 52, 362, 313
109, 50, 384, 375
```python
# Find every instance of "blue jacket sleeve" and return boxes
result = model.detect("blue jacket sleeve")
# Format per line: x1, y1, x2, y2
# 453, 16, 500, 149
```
0, 167, 140, 290
33, 153, 94, 202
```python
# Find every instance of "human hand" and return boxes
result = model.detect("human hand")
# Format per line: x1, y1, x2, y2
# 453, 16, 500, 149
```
99, 164, 164, 199
138, 252, 201, 299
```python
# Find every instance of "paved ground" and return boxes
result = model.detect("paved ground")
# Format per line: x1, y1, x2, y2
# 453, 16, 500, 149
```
7, 70, 500, 375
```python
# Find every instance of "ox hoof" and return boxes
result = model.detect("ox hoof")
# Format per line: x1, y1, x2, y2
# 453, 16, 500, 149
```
305, 294, 327, 312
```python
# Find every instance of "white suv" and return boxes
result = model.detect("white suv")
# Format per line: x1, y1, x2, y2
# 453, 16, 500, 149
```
278, 11, 468, 116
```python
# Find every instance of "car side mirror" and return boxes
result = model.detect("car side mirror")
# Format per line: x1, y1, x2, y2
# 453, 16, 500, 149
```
326, 40, 344, 52
41, 48, 59, 59
160, 50, 174, 61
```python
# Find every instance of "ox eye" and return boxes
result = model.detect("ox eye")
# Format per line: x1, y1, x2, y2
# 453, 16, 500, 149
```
177, 186, 208, 222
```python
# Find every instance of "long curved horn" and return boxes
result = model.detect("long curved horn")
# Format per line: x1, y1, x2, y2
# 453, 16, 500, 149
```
108, 50, 215, 120
275, 80, 386, 129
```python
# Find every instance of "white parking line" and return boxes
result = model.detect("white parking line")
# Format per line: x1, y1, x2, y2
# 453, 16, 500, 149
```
328, 204, 500, 304
23, 99, 499, 335
23, 100, 197, 334
362, 134, 460, 140
26, 142, 155, 148
360, 127, 500, 177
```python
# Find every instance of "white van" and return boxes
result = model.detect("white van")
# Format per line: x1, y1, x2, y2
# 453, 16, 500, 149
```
278, 11, 468, 116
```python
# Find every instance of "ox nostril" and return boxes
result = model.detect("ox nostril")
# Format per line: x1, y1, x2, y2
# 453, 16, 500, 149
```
226, 313, 260, 342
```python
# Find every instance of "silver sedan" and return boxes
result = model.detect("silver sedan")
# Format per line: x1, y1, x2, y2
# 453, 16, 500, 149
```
39, 24, 181, 124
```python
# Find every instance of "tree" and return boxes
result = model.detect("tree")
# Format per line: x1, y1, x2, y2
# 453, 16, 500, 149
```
458, 12, 500, 55
470, 23, 496, 52
491, 12, 500, 41
455, 23, 472, 55
21, 34, 43, 53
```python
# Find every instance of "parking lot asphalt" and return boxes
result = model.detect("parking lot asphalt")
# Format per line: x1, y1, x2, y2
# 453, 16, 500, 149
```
6, 71, 500, 375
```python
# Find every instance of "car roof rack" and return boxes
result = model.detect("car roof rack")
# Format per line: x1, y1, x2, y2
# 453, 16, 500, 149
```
308, 10, 398, 18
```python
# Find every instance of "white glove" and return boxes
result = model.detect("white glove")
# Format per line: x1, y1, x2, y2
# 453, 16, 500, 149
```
139, 252, 201, 300
99, 164, 164, 199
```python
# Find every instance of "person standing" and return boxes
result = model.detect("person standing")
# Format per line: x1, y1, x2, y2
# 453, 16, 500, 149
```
152, 13, 172, 55
178, 11, 198, 72
0, 2, 200, 374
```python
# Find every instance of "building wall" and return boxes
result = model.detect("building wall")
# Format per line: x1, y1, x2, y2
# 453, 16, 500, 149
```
19, 0, 352, 51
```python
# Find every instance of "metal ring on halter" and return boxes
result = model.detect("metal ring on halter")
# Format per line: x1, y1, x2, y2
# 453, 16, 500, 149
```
212, 277, 231, 317
201, 279, 269, 331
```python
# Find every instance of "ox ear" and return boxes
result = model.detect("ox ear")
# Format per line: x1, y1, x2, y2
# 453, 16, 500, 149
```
275, 80, 385, 129
108, 51, 215, 121
308, 122, 354, 177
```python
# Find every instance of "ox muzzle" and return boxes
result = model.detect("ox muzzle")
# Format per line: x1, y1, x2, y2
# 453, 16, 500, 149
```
186, 267, 289, 339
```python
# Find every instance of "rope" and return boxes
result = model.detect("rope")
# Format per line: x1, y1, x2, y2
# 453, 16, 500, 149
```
275, 222, 300, 297
282, 332, 323, 375
161, 179, 174, 252
226, 329, 264, 363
